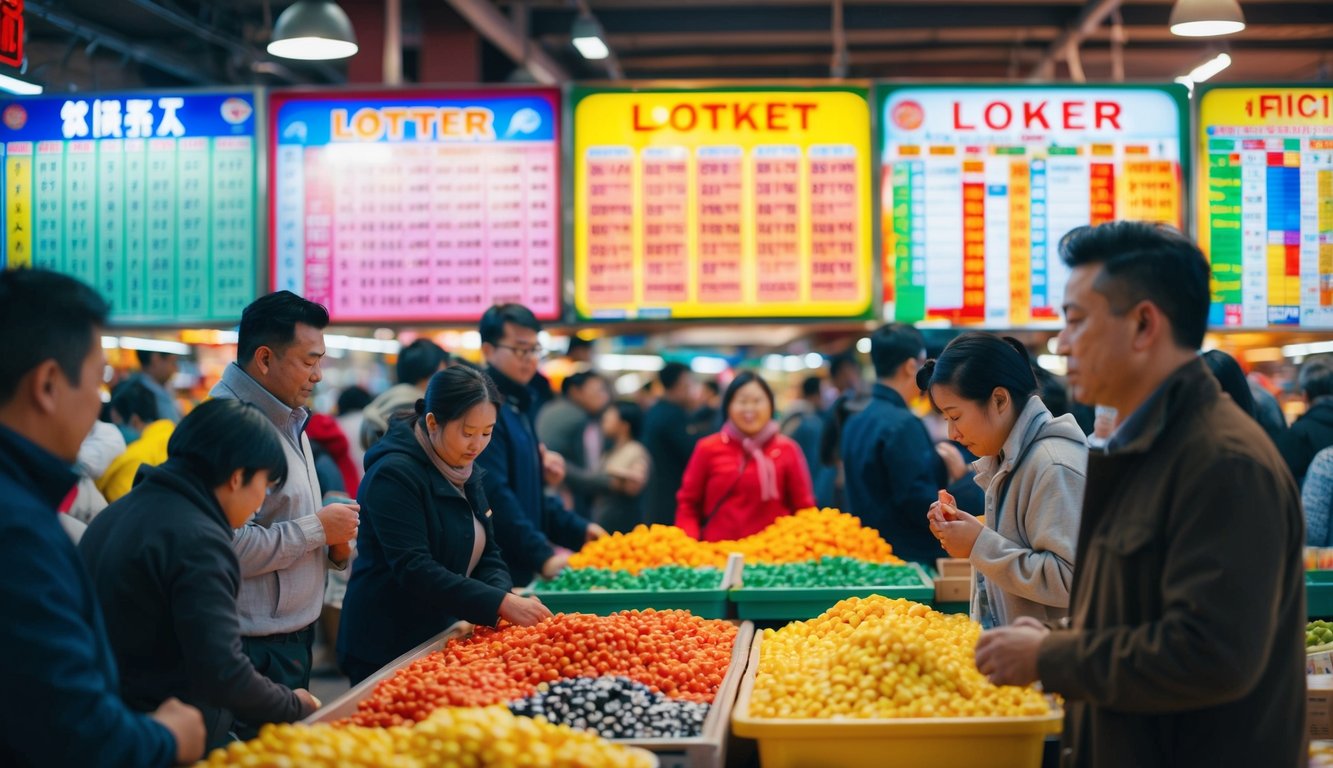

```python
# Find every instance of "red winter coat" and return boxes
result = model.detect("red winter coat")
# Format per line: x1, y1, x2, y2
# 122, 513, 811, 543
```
675, 430, 815, 542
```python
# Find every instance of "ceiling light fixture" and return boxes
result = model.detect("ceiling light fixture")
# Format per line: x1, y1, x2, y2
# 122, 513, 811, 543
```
571, 14, 610, 60
1169, 0, 1246, 37
1174, 51, 1232, 88
268, 1, 359, 60
0, 72, 41, 95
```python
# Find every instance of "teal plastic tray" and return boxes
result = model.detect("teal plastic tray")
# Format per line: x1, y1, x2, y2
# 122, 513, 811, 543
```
729, 562, 935, 621
1309, 571, 1333, 618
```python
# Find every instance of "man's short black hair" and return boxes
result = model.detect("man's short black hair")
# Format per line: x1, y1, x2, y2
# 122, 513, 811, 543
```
1299, 355, 1333, 402
107, 380, 159, 425
236, 291, 329, 365
829, 352, 859, 379
561, 370, 604, 397
801, 375, 823, 399
659, 361, 691, 392
869, 323, 925, 380
1058, 221, 1210, 350
397, 339, 451, 386
0, 268, 109, 404
479, 303, 541, 346
135, 349, 172, 368
337, 385, 373, 415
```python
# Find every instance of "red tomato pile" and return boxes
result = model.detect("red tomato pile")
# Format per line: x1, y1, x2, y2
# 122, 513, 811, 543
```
341, 610, 737, 728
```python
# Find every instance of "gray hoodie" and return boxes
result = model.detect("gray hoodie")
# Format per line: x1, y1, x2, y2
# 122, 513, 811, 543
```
359, 383, 425, 451
968, 395, 1087, 627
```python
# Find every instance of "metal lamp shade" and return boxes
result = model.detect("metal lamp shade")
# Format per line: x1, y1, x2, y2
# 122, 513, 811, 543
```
268, 1, 359, 60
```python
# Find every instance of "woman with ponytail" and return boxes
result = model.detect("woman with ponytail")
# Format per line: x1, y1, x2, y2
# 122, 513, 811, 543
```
339, 366, 551, 683
676, 371, 815, 541
919, 333, 1088, 627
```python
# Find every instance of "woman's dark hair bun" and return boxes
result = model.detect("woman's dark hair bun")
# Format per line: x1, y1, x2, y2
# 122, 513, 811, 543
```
414, 398, 426, 416
915, 359, 937, 393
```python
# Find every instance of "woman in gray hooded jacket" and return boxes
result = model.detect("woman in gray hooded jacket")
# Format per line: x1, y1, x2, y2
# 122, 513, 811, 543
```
919, 332, 1088, 628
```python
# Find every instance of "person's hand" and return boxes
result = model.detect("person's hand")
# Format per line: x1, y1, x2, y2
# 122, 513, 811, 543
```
294, 688, 322, 716
975, 623, 1049, 687
927, 490, 983, 558
317, 502, 360, 546
540, 446, 566, 487
150, 697, 204, 765
328, 542, 352, 565
936, 442, 969, 483
586, 523, 608, 542
501, 593, 553, 626
541, 551, 570, 580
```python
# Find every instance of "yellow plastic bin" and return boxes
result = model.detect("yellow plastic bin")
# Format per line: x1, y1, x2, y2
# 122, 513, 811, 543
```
731, 632, 1062, 768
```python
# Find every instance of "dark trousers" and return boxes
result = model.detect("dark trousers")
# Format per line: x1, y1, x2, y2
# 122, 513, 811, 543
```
233, 625, 314, 739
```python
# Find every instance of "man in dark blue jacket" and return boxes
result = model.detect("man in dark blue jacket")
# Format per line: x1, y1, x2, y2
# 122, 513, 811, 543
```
475, 304, 602, 586
0, 268, 204, 767
841, 323, 968, 564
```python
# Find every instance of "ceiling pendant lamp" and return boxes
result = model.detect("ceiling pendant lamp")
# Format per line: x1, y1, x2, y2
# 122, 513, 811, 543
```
268, 1, 360, 60
1168, 0, 1246, 37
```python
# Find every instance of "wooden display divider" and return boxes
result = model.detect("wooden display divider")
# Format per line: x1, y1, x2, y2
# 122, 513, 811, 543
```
302, 618, 754, 768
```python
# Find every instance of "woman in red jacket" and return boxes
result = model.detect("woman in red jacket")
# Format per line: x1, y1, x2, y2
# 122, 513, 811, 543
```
676, 372, 815, 541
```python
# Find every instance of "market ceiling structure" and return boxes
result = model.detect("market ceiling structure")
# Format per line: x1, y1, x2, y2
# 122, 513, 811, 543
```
11, 0, 1332, 93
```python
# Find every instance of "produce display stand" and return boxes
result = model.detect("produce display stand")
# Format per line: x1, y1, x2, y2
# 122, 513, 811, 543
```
526, 553, 743, 619
731, 632, 1062, 768
728, 561, 934, 621
1310, 571, 1333, 618
304, 616, 753, 768
303, 621, 472, 725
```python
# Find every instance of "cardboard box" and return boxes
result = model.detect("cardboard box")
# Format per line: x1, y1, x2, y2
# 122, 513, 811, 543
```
934, 577, 972, 603
1310, 652, 1333, 676
936, 558, 972, 579
1309, 675, 1333, 740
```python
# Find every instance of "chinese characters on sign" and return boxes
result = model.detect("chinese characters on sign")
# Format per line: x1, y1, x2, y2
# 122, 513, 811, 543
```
880, 85, 1186, 327
1, 91, 259, 323
572, 86, 874, 321
270, 89, 562, 323
1198, 86, 1333, 329
0, 0, 22, 69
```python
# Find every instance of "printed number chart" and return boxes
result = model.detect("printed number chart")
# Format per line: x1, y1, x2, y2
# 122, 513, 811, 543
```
1, 91, 258, 323
572, 86, 874, 320
1198, 86, 1333, 329
880, 85, 1186, 327
270, 89, 561, 323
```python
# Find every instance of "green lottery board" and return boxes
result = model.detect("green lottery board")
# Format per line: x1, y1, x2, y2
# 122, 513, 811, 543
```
1, 91, 260, 323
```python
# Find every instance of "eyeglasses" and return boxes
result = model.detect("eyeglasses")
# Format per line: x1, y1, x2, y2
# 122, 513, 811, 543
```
495, 344, 547, 360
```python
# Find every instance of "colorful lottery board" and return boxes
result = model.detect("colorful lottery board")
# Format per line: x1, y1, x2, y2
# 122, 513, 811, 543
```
880, 85, 1186, 327
571, 85, 874, 321
270, 88, 561, 323
1198, 85, 1333, 329
1, 90, 258, 323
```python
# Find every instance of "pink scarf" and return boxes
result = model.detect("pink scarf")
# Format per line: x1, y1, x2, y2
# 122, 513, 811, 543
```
722, 420, 781, 501
414, 423, 473, 487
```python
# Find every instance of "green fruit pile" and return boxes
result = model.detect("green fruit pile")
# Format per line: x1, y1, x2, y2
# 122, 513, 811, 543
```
1309, 620, 1333, 648
740, 557, 924, 588
537, 565, 723, 592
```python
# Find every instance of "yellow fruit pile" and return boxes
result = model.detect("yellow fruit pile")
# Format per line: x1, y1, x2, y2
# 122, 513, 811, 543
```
568, 509, 902, 572
750, 596, 1049, 719
729, 508, 903, 564
197, 706, 653, 768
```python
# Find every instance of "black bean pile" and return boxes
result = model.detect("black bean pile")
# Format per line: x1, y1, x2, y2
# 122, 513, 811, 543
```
508, 676, 711, 739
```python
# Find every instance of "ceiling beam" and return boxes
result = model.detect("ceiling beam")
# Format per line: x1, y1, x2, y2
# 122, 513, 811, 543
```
24, 0, 218, 84
443, 0, 570, 83
1028, 0, 1121, 80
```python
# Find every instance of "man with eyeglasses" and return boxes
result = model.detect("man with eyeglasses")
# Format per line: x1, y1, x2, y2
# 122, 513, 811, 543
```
476, 304, 605, 586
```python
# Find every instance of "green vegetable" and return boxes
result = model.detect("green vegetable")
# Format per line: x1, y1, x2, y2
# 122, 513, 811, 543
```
1309, 619, 1333, 648
536, 565, 723, 592
740, 556, 924, 589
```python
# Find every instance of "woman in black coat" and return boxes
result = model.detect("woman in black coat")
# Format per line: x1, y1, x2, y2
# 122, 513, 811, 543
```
79, 399, 319, 750
339, 366, 551, 684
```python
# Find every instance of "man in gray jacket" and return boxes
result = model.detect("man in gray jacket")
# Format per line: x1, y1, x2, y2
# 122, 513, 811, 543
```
209, 292, 359, 733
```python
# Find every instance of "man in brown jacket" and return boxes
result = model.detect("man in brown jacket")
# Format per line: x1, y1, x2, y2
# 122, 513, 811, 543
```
976, 221, 1306, 768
